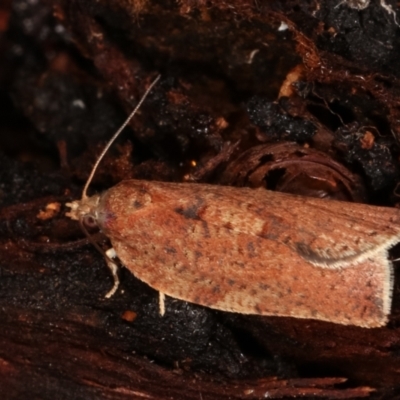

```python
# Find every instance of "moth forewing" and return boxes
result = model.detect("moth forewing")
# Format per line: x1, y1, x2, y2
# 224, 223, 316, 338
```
81, 179, 400, 328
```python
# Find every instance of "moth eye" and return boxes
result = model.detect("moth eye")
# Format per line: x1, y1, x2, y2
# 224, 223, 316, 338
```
83, 214, 98, 228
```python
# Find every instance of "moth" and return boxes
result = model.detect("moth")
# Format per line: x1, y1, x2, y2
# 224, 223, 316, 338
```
66, 75, 400, 328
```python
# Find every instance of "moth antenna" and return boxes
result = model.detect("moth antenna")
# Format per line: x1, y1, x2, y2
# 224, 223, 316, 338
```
81, 74, 161, 200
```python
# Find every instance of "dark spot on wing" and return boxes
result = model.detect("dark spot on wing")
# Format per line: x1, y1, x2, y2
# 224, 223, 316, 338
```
224, 221, 233, 230
177, 265, 188, 274
260, 216, 288, 240
258, 283, 270, 290
261, 232, 278, 240
174, 197, 205, 220
212, 285, 220, 294
133, 200, 143, 209
201, 220, 211, 238
175, 205, 198, 219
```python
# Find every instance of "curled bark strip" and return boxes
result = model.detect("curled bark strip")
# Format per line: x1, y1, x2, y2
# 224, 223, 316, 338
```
221, 142, 366, 202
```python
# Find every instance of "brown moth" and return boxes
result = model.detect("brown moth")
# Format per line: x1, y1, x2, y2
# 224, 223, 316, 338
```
66, 75, 400, 328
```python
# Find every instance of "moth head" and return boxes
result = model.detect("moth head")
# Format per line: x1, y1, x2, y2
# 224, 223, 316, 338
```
65, 194, 101, 226
66, 194, 111, 270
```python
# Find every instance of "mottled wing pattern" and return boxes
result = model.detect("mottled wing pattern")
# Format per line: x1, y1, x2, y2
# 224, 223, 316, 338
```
97, 180, 399, 327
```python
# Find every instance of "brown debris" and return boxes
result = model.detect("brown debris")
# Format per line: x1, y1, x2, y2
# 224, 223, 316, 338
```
121, 310, 138, 322
360, 131, 375, 150
36, 202, 61, 220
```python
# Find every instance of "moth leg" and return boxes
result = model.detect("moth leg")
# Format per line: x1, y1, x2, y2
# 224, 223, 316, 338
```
159, 292, 166, 316
104, 248, 120, 299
